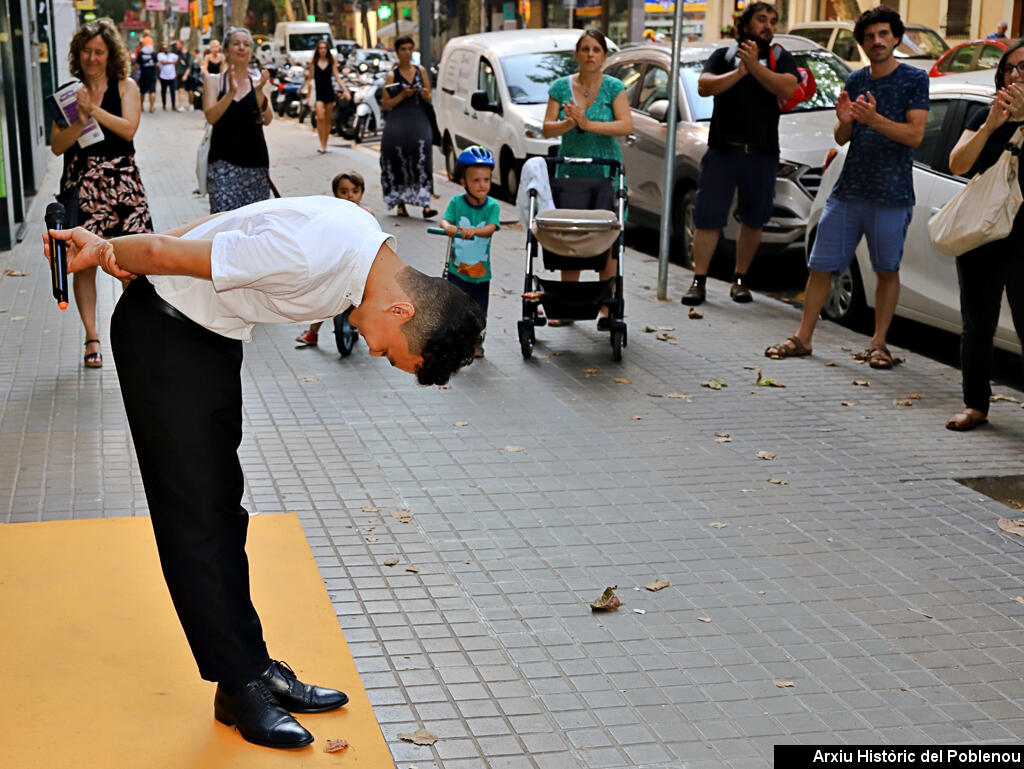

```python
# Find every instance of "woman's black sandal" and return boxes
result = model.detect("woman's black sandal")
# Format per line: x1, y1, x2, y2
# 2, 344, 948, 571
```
422, 207, 438, 219
84, 339, 103, 369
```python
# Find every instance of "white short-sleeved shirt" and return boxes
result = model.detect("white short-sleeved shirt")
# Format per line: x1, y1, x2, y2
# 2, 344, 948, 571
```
157, 52, 178, 80
149, 196, 395, 341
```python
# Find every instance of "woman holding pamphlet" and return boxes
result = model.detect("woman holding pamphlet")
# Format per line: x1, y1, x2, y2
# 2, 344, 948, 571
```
50, 18, 153, 369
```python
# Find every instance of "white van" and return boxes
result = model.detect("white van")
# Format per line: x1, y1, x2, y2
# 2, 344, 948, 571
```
272, 21, 334, 68
435, 29, 614, 198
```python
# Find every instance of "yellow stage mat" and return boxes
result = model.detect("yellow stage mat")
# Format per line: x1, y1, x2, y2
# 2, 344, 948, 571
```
0, 514, 394, 768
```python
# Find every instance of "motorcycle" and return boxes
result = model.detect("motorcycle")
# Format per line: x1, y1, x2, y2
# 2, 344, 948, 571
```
272, 65, 305, 117
348, 72, 389, 143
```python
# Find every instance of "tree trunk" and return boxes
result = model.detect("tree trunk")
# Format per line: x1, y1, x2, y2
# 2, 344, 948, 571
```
231, 0, 249, 27
359, 0, 372, 47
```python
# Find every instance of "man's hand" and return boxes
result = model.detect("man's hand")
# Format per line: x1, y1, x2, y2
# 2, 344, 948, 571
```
42, 227, 136, 281
849, 91, 879, 127
736, 40, 760, 71
836, 91, 854, 124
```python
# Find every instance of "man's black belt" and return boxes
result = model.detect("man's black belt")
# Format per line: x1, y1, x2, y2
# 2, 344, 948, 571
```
721, 142, 761, 155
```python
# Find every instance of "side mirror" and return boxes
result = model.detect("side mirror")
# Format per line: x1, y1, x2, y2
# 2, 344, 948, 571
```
647, 99, 671, 123
470, 90, 499, 113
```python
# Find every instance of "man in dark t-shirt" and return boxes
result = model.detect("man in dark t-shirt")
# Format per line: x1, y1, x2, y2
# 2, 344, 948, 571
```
682, 2, 798, 306
765, 6, 928, 369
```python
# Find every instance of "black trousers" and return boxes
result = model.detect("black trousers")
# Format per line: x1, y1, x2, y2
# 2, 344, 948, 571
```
111, 278, 270, 683
956, 239, 1024, 412
160, 77, 176, 109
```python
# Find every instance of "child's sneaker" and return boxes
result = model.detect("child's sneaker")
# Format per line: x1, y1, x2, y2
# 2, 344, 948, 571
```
295, 329, 318, 346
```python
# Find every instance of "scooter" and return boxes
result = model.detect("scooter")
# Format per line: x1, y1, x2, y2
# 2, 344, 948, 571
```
273, 65, 305, 117
350, 74, 389, 143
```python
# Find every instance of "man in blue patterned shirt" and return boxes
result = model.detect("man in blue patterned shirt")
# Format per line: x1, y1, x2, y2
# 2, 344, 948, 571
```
765, 6, 928, 369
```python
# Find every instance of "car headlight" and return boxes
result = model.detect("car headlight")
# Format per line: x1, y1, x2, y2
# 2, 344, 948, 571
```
524, 120, 544, 139
776, 161, 804, 180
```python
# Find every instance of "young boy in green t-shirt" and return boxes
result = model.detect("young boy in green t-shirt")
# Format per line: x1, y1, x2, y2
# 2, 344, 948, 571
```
440, 146, 501, 357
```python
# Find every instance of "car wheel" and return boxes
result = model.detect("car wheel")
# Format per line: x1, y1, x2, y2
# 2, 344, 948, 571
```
820, 255, 868, 328
674, 188, 697, 270
503, 155, 519, 202
444, 136, 456, 181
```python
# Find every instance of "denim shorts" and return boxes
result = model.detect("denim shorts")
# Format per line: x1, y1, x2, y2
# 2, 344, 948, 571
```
808, 197, 913, 274
694, 147, 778, 230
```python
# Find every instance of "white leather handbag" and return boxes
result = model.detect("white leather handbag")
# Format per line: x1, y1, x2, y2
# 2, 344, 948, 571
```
928, 125, 1024, 257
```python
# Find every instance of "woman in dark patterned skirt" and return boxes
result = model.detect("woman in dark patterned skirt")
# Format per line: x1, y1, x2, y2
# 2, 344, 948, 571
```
51, 17, 153, 369
203, 27, 273, 214
379, 36, 437, 218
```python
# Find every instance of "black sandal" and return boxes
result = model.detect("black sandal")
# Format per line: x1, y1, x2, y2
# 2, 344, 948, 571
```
84, 339, 103, 369
422, 207, 438, 219
395, 202, 409, 217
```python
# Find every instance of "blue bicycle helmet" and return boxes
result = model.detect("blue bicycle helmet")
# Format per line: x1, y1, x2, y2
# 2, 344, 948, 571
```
456, 145, 495, 167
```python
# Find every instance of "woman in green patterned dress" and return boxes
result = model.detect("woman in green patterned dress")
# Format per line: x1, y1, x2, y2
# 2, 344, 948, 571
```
543, 29, 632, 327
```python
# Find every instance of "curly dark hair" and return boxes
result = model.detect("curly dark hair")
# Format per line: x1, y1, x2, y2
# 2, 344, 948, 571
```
735, 2, 777, 40
854, 6, 905, 46
68, 18, 131, 82
994, 38, 1024, 90
397, 267, 485, 385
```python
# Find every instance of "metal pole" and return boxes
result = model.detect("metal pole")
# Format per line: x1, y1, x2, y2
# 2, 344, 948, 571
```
418, 0, 432, 73
656, 0, 684, 301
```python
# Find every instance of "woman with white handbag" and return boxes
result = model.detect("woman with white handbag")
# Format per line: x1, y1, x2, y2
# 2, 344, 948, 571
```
945, 40, 1024, 431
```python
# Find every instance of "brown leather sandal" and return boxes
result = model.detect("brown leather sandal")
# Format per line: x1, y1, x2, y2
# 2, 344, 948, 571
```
945, 410, 988, 431
84, 339, 103, 369
868, 345, 895, 369
764, 335, 812, 359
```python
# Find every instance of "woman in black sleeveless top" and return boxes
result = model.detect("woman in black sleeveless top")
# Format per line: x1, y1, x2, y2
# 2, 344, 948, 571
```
203, 39, 225, 76
52, 18, 153, 369
380, 36, 437, 218
204, 28, 273, 213
308, 38, 351, 154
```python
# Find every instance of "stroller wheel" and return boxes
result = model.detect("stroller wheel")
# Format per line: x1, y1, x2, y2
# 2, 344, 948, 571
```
610, 326, 625, 362
334, 309, 360, 357
517, 321, 534, 360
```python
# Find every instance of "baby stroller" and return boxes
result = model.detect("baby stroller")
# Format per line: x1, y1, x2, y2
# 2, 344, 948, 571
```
518, 157, 628, 360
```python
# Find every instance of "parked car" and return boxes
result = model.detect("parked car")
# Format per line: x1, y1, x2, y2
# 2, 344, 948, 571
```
602, 35, 851, 265
255, 39, 275, 68
348, 48, 397, 72
336, 39, 360, 63
788, 21, 947, 71
929, 38, 1007, 77
811, 69, 1021, 354
434, 29, 618, 199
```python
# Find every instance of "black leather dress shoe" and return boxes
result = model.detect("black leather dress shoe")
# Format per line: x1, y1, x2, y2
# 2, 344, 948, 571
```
214, 679, 314, 749
260, 659, 349, 713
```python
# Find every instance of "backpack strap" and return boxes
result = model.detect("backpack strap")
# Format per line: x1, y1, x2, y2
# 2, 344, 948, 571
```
769, 43, 784, 71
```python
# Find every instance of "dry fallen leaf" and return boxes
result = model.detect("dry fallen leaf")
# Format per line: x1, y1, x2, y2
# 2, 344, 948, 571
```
755, 368, 786, 388
454, 420, 469, 427
505, 445, 524, 452
645, 579, 670, 592
768, 478, 788, 485
647, 392, 663, 398
4, 269, 26, 277
383, 557, 399, 567
714, 431, 732, 443
991, 393, 1022, 403
366, 536, 378, 543
909, 608, 933, 619
841, 401, 856, 407
590, 586, 623, 611
688, 307, 703, 319
299, 376, 319, 383
697, 616, 711, 623
709, 522, 728, 529
908, 393, 922, 400
643, 325, 658, 332
436, 384, 452, 390
582, 367, 598, 375
825, 361, 838, 367
756, 451, 776, 460
1014, 596, 1024, 604
406, 566, 421, 573
701, 378, 728, 390
361, 505, 379, 513
631, 415, 643, 421
826, 537, 835, 543
666, 391, 690, 399
614, 377, 632, 384
324, 738, 349, 753
398, 728, 439, 746
773, 680, 795, 688
852, 380, 870, 387
10, 316, 25, 321
633, 608, 646, 615
893, 399, 913, 407
743, 364, 759, 370
656, 332, 676, 341
997, 517, 1024, 537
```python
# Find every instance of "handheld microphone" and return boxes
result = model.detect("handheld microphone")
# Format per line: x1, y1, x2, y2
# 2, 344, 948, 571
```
45, 202, 69, 310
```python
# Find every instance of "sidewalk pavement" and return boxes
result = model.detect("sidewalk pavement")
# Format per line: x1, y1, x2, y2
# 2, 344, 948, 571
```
2, 107, 1024, 769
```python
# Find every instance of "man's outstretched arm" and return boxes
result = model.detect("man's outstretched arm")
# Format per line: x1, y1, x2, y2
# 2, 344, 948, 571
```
44, 226, 214, 281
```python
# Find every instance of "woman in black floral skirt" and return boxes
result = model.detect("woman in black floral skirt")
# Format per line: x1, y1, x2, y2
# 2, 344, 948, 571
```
379, 36, 437, 218
51, 17, 153, 369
